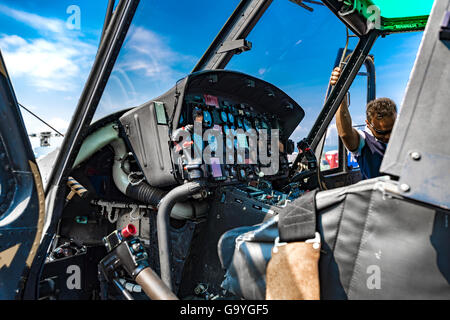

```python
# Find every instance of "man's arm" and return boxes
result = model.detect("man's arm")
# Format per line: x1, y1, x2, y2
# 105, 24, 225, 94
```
330, 67, 360, 152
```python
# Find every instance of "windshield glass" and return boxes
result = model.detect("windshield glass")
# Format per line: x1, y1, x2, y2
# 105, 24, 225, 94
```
226, 0, 349, 143
0, 1, 105, 158
92, 0, 239, 122
94, 0, 351, 143
1, 0, 424, 160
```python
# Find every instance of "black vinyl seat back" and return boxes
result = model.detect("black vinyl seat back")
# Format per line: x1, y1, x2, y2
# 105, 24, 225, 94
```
217, 177, 450, 300
317, 177, 449, 299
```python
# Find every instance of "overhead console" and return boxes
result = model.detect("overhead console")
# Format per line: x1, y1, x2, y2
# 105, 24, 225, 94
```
119, 70, 305, 188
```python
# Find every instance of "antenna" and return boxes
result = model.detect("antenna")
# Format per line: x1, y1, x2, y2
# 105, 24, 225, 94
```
18, 103, 65, 137
289, 0, 325, 12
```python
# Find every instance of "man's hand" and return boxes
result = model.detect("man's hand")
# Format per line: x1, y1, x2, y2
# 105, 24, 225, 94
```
330, 67, 341, 86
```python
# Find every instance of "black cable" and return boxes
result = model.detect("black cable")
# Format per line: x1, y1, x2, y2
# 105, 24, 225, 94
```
112, 278, 134, 300
303, 0, 325, 6
18, 103, 64, 137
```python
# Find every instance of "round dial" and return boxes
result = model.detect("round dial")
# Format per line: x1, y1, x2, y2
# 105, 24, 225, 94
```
228, 113, 234, 123
243, 118, 252, 131
261, 120, 269, 130
221, 111, 228, 123
203, 110, 212, 126
254, 118, 261, 129
240, 169, 246, 179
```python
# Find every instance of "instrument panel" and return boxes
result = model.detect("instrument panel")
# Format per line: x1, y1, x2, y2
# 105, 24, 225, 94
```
119, 70, 304, 188
173, 92, 288, 185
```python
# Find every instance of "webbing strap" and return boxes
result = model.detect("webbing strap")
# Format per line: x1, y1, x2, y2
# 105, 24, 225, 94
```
278, 189, 318, 242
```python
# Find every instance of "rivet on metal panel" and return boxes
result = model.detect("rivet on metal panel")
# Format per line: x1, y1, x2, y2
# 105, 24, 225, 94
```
400, 184, 410, 192
410, 152, 421, 161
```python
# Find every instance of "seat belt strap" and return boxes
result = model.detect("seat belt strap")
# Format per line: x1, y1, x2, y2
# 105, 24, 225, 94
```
277, 189, 318, 243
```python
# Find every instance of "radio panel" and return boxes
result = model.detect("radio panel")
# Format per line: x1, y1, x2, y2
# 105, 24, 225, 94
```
120, 70, 304, 188
175, 93, 282, 184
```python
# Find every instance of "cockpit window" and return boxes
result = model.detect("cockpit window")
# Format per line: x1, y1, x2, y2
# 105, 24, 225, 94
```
3, 1, 428, 160
0, 1, 105, 159
225, 1, 349, 143
92, 0, 426, 145
92, 0, 239, 123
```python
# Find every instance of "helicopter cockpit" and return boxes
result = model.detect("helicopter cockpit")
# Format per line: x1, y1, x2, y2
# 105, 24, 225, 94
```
18, 0, 444, 301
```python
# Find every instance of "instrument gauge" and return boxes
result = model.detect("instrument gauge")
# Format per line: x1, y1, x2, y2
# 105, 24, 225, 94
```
237, 118, 243, 128
261, 120, 269, 130
221, 111, 228, 123
228, 113, 234, 123
203, 110, 212, 126
243, 118, 252, 131
240, 169, 246, 179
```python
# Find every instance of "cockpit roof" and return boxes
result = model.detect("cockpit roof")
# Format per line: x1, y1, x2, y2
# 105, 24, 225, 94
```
323, 0, 434, 35
371, 0, 434, 19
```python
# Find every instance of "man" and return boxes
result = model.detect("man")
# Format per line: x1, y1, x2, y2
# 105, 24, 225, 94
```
330, 67, 397, 179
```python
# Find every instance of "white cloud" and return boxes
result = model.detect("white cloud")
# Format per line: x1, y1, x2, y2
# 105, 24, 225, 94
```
0, 6, 199, 129
118, 26, 196, 79
325, 123, 338, 145
96, 26, 198, 117
22, 113, 70, 135
0, 4, 65, 34
0, 34, 27, 47
0, 6, 97, 92
290, 125, 308, 140
46, 117, 70, 133
0, 35, 80, 91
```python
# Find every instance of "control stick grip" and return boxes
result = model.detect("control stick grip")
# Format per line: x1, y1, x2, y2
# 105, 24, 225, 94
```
121, 224, 137, 238
135, 267, 179, 300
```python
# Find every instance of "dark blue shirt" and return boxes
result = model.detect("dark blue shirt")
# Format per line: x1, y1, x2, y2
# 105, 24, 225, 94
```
351, 129, 387, 180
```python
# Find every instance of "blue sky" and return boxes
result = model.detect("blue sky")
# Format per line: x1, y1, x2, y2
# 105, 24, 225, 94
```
0, 0, 425, 157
